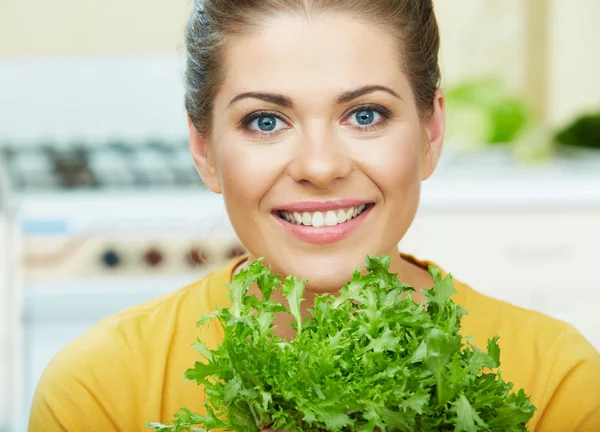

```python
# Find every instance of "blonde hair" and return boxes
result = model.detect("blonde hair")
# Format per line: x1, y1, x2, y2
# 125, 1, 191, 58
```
184, 0, 441, 135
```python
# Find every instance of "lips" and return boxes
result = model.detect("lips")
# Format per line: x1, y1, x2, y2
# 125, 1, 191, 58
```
272, 200, 374, 244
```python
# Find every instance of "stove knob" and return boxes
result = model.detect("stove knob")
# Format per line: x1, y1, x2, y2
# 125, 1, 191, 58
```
187, 248, 208, 267
101, 249, 121, 268
227, 245, 246, 260
144, 249, 164, 267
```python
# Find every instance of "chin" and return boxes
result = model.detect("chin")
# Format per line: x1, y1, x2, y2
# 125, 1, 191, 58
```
288, 263, 356, 293
261, 247, 386, 293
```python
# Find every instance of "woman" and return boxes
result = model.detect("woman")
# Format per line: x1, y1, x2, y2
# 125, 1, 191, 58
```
29, 1, 600, 431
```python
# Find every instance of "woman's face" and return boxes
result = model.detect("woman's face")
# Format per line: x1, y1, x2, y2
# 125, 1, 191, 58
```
191, 13, 445, 292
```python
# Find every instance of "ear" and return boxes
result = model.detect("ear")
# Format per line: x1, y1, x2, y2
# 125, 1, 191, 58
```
188, 117, 222, 194
420, 88, 446, 181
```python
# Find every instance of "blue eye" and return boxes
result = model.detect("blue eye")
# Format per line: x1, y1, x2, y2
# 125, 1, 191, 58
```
357, 110, 375, 125
244, 113, 287, 134
255, 116, 277, 131
352, 109, 379, 126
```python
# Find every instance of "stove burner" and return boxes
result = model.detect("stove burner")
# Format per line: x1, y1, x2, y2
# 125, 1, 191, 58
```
0, 139, 207, 191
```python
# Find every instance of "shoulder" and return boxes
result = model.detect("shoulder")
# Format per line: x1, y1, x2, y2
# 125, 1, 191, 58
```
399, 253, 584, 353
56, 261, 235, 364
106, 263, 233, 334
455, 278, 597, 360
28, 262, 237, 431
95, 258, 240, 344
28, 304, 140, 431
453, 277, 600, 430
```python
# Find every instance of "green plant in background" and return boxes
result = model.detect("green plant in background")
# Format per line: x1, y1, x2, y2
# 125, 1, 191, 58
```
148, 255, 536, 432
512, 110, 600, 163
554, 112, 600, 150
444, 78, 532, 152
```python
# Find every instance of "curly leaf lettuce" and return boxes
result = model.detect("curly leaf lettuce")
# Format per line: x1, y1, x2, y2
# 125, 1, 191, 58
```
149, 255, 536, 431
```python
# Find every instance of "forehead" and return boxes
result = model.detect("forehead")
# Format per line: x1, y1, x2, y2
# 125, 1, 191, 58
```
218, 13, 411, 105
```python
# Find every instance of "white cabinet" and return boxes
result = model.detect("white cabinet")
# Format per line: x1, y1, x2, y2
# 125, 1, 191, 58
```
401, 209, 600, 349
0, 210, 23, 432
0, 214, 10, 431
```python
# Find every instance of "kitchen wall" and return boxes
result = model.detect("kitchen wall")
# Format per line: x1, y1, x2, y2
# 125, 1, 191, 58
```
2, 1, 599, 125
436, 0, 600, 126
547, 0, 600, 125
436, 0, 528, 92
0, 0, 192, 54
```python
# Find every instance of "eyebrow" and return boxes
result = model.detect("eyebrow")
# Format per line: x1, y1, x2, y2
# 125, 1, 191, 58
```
336, 85, 403, 104
227, 85, 402, 109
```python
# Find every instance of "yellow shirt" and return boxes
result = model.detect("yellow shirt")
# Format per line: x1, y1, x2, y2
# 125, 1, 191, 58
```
29, 255, 600, 432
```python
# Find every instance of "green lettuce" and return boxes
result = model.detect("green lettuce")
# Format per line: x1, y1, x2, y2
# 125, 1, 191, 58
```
149, 255, 536, 431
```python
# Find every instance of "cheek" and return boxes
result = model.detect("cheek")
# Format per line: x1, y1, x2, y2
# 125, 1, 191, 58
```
369, 126, 423, 249
215, 140, 284, 211
359, 124, 423, 194
385, 144, 421, 186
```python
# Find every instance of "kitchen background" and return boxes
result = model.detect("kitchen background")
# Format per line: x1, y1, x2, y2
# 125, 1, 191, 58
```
1, 0, 600, 430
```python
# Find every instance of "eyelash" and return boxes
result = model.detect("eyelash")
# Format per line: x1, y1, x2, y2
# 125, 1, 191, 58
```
239, 104, 393, 138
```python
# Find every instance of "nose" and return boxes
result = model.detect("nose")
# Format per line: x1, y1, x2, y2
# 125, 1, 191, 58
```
287, 129, 353, 189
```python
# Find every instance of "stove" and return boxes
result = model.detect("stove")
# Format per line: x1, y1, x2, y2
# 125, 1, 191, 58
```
0, 138, 244, 432
1, 138, 245, 279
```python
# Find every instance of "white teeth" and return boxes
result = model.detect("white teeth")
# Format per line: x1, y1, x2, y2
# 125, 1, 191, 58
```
311, 211, 325, 228
302, 212, 312, 226
325, 211, 338, 226
279, 205, 369, 227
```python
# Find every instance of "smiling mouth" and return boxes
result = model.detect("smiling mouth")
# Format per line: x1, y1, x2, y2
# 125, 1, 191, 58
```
274, 204, 374, 228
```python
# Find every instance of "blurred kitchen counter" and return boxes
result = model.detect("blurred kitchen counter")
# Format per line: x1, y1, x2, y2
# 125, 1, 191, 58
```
403, 146, 600, 350
421, 146, 600, 210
